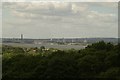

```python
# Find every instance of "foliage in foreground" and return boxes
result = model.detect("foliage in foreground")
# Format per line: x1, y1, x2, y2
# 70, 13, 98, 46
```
2, 41, 120, 79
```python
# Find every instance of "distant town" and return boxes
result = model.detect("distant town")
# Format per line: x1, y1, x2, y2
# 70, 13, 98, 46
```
1, 34, 118, 45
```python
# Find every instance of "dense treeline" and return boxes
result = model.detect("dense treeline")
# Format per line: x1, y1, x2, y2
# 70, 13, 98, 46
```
2, 41, 120, 79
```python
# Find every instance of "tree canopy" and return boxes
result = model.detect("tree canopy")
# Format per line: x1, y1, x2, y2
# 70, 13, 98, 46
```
2, 41, 120, 79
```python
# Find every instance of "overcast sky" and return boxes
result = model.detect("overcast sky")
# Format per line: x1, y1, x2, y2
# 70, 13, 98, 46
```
2, 2, 118, 39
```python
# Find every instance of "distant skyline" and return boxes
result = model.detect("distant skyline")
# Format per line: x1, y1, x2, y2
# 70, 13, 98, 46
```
2, 2, 118, 39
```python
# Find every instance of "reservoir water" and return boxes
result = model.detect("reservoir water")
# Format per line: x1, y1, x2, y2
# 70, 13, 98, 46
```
3, 43, 86, 50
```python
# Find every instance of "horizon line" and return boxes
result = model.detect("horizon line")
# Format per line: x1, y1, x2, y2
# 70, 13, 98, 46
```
1, 37, 119, 39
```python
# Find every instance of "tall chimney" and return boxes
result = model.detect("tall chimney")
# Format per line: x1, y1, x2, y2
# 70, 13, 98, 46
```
21, 34, 23, 40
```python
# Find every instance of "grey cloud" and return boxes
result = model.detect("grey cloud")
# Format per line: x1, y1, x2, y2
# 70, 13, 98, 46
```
2, 2, 118, 38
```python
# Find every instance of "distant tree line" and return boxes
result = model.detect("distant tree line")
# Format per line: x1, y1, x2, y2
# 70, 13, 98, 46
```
2, 41, 120, 79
